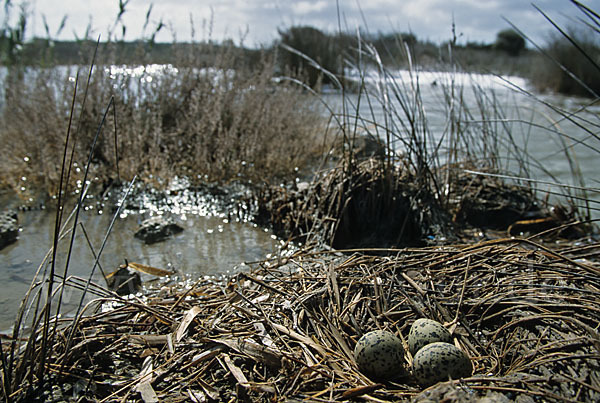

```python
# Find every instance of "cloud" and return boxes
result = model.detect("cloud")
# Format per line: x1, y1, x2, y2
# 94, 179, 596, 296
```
27, 0, 595, 46
291, 1, 329, 15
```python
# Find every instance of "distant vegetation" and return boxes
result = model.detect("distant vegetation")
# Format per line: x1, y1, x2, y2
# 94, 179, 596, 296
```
275, 24, 600, 98
494, 29, 526, 56
0, 36, 265, 67
3, 7, 598, 98
277, 26, 344, 87
3, 27, 536, 77
2, 0, 599, 100
530, 26, 600, 97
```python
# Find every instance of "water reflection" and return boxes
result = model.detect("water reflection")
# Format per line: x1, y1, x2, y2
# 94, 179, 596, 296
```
0, 205, 281, 330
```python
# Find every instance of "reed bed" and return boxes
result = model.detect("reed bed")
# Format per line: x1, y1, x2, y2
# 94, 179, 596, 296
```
0, 45, 327, 199
257, 156, 587, 254
4, 239, 599, 402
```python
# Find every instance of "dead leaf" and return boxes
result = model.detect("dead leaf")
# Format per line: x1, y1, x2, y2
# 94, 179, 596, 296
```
129, 334, 168, 346
188, 389, 206, 403
135, 356, 158, 403
174, 306, 202, 342
209, 337, 282, 369
180, 346, 224, 371
222, 354, 249, 386
342, 383, 384, 399
127, 261, 176, 277
197, 376, 220, 400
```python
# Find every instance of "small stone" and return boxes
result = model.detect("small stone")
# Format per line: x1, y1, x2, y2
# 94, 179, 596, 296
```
134, 216, 183, 244
0, 209, 18, 250
106, 266, 142, 295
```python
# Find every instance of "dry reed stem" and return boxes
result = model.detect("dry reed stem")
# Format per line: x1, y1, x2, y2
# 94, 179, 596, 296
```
6, 239, 600, 402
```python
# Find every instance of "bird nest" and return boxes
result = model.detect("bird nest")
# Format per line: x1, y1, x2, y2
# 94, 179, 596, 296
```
6, 238, 600, 402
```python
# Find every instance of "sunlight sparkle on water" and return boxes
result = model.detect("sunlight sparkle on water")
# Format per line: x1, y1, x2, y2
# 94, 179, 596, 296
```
106, 64, 179, 80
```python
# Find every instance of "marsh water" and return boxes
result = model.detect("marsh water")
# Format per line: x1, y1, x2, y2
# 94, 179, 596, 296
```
332, 69, 600, 200
0, 186, 282, 330
1, 67, 599, 331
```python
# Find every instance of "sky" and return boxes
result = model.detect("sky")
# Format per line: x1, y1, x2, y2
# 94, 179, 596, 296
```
5, 0, 600, 47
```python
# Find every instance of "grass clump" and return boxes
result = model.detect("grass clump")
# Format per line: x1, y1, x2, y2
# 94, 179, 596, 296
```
258, 158, 437, 249
0, 44, 327, 199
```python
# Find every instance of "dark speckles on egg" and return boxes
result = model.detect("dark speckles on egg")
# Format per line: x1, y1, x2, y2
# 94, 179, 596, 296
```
412, 342, 472, 386
408, 318, 452, 355
354, 330, 406, 381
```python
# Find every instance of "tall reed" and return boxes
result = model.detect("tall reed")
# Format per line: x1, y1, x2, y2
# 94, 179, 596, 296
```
279, 1, 599, 248
0, 52, 326, 198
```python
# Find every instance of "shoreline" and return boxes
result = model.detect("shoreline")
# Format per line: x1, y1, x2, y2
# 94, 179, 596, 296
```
4, 237, 599, 401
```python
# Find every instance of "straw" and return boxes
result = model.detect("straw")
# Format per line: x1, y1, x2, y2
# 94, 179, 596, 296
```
7, 238, 598, 401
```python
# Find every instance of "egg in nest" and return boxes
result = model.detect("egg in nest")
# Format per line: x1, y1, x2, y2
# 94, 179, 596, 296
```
408, 318, 452, 355
354, 330, 406, 381
412, 342, 472, 386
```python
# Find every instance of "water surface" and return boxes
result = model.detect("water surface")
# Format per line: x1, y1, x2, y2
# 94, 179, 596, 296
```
0, 195, 281, 330
330, 69, 600, 211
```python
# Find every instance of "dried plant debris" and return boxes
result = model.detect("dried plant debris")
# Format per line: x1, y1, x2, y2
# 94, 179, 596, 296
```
450, 173, 541, 230
7, 238, 600, 402
257, 160, 586, 251
257, 159, 454, 249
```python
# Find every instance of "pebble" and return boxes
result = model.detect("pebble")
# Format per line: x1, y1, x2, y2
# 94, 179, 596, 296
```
0, 209, 18, 250
134, 215, 183, 244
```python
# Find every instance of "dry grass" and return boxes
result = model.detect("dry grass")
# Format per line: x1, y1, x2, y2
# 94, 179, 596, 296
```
0, 45, 327, 199
257, 158, 451, 249
4, 240, 599, 402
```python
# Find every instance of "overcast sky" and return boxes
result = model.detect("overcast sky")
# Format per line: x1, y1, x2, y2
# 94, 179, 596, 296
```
7, 0, 599, 46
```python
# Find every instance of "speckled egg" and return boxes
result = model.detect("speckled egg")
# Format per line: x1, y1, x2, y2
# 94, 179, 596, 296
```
412, 342, 472, 386
354, 330, 405, 380
408, 318, 452, 355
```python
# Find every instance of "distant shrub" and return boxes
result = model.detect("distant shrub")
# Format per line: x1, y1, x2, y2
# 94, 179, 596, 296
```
277, 26, 342, 87
367, 32, 417, 65
533, 27, 600, 97
494, 29, 525, 56
372, 32, 417, 52
465, 41, 492, 51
